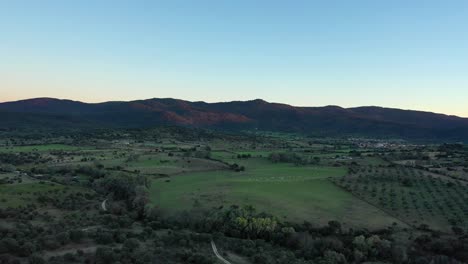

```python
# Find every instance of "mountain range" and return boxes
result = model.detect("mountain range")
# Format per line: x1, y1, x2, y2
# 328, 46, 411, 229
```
1, 97, 467, 142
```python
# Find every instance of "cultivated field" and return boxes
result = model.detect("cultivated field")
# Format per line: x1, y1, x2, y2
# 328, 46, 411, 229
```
335, 165, 468, 232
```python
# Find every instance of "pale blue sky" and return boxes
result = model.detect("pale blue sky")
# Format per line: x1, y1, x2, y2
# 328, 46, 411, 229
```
1, 0, 467, 116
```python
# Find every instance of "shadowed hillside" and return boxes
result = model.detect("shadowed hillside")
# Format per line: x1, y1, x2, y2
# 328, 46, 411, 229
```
1, 97, 468, 141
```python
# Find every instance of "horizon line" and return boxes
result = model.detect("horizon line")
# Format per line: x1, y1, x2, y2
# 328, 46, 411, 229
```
0, 96, 466, 119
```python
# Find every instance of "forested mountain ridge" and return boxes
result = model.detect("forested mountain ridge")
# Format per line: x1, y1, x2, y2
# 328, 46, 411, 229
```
1, 97, 468, 141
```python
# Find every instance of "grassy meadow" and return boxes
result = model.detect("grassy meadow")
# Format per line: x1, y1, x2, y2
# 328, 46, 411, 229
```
0, 144, 89, 152
150, 158, 404, 228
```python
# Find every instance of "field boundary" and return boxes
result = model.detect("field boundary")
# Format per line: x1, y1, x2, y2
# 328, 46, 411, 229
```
331, 180, 416, 230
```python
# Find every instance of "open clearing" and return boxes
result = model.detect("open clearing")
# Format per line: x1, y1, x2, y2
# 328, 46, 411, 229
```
150, 160, 404, 229
0, 144, 90, 152
0, 181, 92, 208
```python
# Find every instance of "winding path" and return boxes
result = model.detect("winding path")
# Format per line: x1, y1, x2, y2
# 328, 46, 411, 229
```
211, 240, 232, 264
101, 199, 108, 211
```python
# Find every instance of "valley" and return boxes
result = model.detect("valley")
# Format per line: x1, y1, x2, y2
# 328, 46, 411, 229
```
1, 127, 467, 263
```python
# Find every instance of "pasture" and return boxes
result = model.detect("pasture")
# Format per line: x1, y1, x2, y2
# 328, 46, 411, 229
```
0, 182, 88, 208
0, 144, 87, 152
149, 159, 404, 229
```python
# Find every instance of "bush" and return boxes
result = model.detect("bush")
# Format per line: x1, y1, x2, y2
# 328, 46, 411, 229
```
123, 238, 140, 252
95, 247, 116, 264
28, 254, 46, 264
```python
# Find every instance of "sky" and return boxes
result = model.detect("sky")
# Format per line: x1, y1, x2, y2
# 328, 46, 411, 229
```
1, 0, 467, 117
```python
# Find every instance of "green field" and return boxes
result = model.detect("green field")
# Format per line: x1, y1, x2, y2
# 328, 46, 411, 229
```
122, 154, 227, 174
0, 144, 88, 152
150, 161, 404, 228
0, 182, 81, 208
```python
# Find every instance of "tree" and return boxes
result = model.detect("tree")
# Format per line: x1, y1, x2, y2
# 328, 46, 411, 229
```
28, 254, 46, 264
123, 238, 140, 252
69, 229, 85, 242
132, 186, 149, 219
391, 245, 407, 264
452, 226, 464, 236
186, 253, 214, 264
95, 247, 116, 264
0, 238, 19, 254
56, 232, 70, 245
95, 231, 114, 244
19, 242, 35, 257
327, 221, 342, 235
319, 250, 347, 264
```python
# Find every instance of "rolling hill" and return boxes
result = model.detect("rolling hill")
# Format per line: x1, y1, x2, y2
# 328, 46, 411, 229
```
1, 97, 468, 141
